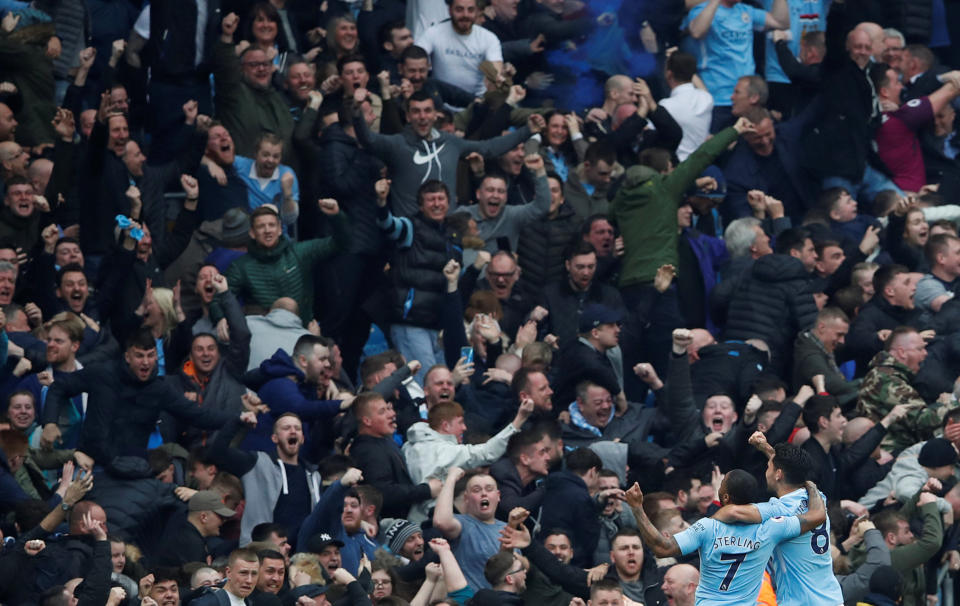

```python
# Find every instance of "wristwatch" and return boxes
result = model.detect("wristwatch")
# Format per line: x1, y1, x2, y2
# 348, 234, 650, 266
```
61, 501, 72, 512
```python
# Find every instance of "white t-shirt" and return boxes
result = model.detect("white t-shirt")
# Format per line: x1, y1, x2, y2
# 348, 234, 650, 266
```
419, 21, 502, 97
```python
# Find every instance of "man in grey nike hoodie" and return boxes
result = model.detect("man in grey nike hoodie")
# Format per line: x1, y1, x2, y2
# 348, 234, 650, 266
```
355, 89, 546, 217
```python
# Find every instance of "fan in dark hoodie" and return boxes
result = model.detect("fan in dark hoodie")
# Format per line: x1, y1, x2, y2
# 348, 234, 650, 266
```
241, 334, 352, 453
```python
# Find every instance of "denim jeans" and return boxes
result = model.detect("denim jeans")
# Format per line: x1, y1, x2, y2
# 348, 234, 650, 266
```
389, 324, 444, 385
823, 164, 904, 205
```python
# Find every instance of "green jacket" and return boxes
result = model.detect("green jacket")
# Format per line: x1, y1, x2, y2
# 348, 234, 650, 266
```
856, 351, 951, 453
0, 32, 55, 146
849, 495, 941, 606
212, 41, 295, 161
226, 213, 350, 324
611, 126, 738, 287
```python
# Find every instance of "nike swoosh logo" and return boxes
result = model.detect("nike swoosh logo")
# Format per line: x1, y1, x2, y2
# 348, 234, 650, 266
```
412, 143, 446, 165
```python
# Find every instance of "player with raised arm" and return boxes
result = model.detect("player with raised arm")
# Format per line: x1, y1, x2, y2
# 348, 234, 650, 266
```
626, 470, 825, 605
712, 433, 844, 605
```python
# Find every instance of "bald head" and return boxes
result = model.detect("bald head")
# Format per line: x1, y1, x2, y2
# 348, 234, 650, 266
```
28, 158, 53, 193
662, 564, 699, 606
857, 22, 885, 56
843, 416, 875, 445
605, 75, 632, 96
270, 297, 299, 314
847, 28, 873, 68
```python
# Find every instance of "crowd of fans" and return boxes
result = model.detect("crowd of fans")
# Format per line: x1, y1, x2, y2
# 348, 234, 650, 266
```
3, 0, 960, 604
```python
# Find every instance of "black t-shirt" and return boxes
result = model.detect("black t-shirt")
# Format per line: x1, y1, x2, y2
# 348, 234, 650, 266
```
273, 462, 311, 548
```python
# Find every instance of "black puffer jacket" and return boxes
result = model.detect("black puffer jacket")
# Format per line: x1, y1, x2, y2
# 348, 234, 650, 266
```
846, 296, 926, 375
40, 358, 234, 464
885, 0, 932, 43
85, 457, 182, 555
539, 278, 625, 346
723, 254, 818, 373
388, 213, 463, 328
516, 203, 581, 295
314, 122, 386, 255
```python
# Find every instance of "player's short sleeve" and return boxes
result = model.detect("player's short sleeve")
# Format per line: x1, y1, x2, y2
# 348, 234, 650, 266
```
675, 519, 711, 556
754, 500, 782, 522
895, 97, 934, 130
750, 6, 769, 30
682, 4, 705, 29
762, 515, 802, 543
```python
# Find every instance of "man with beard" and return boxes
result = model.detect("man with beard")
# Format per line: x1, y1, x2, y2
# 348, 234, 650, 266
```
418, 0, 502, 98
245, 334, 352, 452
283, 59, 317, 123
198, 124, 250, 222
214, 13, 294, 161
18, 313, 87, 449
518, 530, 574, 606
395, 46, 476, 112
39, 328, 237, 464
501, 518, 659, 604
167, 330, 250, 450
434, 466, 507, 590
297, 467, 378, 574
382, 518, 426, 562
210, 411, 322, 548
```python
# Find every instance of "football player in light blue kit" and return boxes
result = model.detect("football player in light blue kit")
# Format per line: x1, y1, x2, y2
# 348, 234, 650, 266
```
626, 469, 826, 605
715, 434, 845, 605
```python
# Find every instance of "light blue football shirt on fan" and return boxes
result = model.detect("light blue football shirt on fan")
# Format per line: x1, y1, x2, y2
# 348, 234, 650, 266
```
674, 514, 801, 605
755, 487, 844, 605
763, 0, 827, 84
682, 2, 768, 106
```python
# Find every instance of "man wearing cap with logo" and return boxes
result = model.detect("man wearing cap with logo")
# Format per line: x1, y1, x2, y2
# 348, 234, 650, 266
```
552, 304, 626, 412
156, 490, 236, 567
307, 532, 346, 577
297, 467, 379, 574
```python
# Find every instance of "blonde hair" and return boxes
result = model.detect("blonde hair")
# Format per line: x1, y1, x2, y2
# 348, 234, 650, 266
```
150, 288, 180, 339
290, 553, 326, 585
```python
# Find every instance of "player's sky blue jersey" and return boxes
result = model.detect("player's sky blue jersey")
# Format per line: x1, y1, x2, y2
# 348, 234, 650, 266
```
675, 514, 801, 605
756, 488, 844, 605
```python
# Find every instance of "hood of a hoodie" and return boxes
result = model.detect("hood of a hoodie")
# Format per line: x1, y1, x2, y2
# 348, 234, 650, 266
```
105, 455, 156, 479
621, 164, 659, 189
544, 469, 588, 494
320, 122, 360, 147
867, 350, 915, 378
405, 421, 456, 445
247, 235, 293, 262
263, 308, 308, 330
259, 348, 305, 381
751, 253, 810, 283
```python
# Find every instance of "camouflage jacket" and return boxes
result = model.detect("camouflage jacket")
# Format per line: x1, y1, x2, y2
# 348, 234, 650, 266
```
856, 351, 950, 454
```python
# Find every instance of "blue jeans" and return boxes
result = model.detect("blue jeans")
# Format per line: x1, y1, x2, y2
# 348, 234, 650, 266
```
389, 324, 444, 386
823, 164, 904, 205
